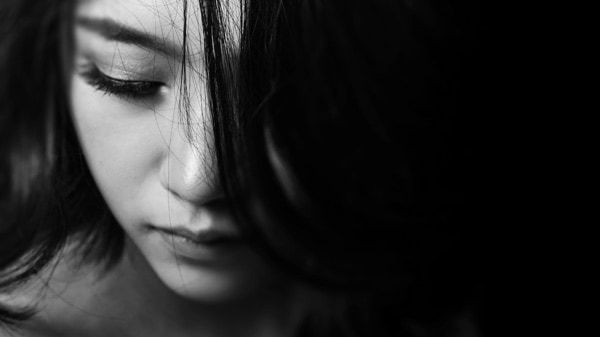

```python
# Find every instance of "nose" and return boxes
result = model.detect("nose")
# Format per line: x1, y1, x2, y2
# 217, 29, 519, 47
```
158, 114, 222, 205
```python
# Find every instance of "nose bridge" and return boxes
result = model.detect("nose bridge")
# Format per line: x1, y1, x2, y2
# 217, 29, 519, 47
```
159, 89, 220, 204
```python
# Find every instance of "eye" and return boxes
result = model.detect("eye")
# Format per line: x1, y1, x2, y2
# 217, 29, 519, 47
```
80, 66, 164, 100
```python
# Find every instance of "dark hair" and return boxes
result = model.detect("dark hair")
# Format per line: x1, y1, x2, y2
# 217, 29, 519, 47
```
218, 1, 486, 335
0, 0, 124, 326
1, 0, 485, 336
198, 0, 486, 335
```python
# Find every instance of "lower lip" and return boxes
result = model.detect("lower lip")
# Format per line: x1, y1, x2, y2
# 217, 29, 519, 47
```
152, 228, 245, 263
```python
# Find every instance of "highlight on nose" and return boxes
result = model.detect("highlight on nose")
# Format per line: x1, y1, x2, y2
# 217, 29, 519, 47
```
158, 122, 221, 205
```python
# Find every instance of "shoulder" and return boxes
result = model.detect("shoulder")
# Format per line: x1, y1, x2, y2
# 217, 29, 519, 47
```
0, 244, 119, 337
1, 240, 196, 337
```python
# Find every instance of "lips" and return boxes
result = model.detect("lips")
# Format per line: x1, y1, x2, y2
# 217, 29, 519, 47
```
147, 224, 245, 262
151, 225, 241, 245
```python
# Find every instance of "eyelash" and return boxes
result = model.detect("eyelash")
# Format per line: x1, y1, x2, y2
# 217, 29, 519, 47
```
81, 66, 163, 99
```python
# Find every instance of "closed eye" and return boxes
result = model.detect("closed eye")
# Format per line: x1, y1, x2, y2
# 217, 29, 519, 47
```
80, 66, 164, 100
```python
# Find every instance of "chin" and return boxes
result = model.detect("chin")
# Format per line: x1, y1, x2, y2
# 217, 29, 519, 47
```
158, 265, 251, 302
125, 229, 284, 303
150, 254, 280, 304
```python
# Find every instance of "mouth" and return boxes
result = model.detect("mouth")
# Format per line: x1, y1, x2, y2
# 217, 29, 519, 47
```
146, 224, 246, 262
150, 225, 242, 245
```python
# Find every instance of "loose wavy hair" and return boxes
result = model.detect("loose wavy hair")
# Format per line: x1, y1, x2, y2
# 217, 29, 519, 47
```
1, 0, 485, 336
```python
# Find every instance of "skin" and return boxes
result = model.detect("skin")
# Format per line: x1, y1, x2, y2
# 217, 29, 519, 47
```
3, 1, 303, 336
70, 0, 273, 304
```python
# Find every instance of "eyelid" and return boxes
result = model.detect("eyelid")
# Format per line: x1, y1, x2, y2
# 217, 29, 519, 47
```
80, 65, 165, 99
97, 67, 158, 85
93, 60, 163, 82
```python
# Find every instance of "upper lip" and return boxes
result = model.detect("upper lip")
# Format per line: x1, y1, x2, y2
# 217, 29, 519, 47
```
150, 225, 241, 244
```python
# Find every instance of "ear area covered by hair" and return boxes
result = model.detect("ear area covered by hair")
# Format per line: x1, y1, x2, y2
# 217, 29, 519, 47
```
0, 0, 124, 327
221, 1, 487, 335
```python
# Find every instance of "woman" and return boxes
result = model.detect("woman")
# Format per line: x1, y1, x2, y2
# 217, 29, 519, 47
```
1, 0, 485, 336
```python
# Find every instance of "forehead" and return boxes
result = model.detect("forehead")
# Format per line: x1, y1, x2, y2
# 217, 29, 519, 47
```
75, 0, 204, 56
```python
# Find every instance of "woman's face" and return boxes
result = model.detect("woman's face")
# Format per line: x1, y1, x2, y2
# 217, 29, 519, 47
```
70, 0, 277, 302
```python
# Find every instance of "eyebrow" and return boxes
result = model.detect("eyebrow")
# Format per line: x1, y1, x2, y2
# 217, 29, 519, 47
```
76, 17, 183, 58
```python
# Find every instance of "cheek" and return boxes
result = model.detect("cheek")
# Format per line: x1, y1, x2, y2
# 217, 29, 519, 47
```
69, 76, 162, 222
